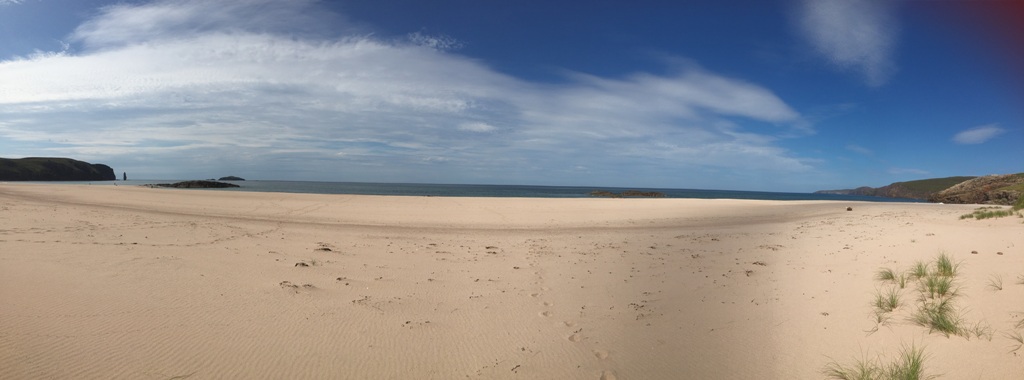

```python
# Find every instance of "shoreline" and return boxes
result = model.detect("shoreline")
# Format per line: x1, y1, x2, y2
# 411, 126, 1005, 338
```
0, 180, 927, 203
1, 184, 1021, 378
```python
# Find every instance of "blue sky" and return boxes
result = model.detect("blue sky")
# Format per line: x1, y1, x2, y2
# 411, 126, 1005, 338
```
0, 0, 1021, 192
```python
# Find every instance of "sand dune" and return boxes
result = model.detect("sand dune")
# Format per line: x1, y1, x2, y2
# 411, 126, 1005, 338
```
1, 184, 1022, 379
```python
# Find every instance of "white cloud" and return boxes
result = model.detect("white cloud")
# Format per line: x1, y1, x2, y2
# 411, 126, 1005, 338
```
796, 0, 897, 86
458, 122, 497, 133
0, 0, 815, 188
952, 124, 1005, 144
845, 144, 873, 155
70, 0, 343, 50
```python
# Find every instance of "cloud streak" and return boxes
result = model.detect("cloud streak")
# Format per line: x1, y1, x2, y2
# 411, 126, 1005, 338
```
0, 0, 815, 189
797, 0, 898, 86
952, 124, 1005, 144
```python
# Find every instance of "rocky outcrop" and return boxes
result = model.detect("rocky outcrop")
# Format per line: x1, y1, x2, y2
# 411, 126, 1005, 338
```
0, 157, 116, 181
145, 180, 241, 189
927, 174, 1024, 205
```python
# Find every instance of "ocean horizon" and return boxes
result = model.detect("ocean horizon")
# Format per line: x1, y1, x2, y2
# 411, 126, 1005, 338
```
36, 179, 925, 203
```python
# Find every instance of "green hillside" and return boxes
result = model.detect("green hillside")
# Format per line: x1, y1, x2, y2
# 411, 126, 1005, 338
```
0, 157, 116, 181
893, 176, 977, 196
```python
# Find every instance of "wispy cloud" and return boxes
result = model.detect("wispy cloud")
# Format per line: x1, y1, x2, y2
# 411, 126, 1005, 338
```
458, 122, 497, 133
408, 31, 464, 51
845, 144, 873, 156
0, 0, 815, 188
0, 0, 26, 5
796, 0, 898, 86
952, 124, 1006, 144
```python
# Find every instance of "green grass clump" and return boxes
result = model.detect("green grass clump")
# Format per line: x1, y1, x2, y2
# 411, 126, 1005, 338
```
919, 275, 957, 299
909, 261, 928, 280
960, 202, 1023, 219
823, 356, 879, 380
896, 253, 973, 338
823, 344, 933, 380
877, 268, 899, 282
933, 253, 958, 277
877, 268, 910, 289
887, 344, 931, 380
912, 297, 963, 337
874, 287, 902, 313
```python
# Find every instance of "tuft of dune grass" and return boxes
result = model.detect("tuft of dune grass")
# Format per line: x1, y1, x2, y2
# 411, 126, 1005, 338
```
986, 274, 1003, 291
823, 343, 934, 380
874, 287, 901, 313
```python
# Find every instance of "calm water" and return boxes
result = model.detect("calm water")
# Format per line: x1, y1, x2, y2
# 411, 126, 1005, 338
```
56, 179, 922, 202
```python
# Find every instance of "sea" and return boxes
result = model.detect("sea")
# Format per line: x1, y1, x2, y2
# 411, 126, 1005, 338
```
51, 179, 923, 203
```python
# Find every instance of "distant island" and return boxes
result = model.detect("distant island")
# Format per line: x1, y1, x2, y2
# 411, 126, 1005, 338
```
817, 173, 1024, 205
218, 176, 245, 181
0, 157, 115, 181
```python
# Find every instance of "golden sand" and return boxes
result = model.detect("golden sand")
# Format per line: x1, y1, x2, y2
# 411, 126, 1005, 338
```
1, 184, 1021, 379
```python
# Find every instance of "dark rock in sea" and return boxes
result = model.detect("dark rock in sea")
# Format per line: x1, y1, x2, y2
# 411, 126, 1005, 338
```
218, 176, 245, 181
145, 180, 241, 189
590, 190, 666, 198
0, 157, 116, 181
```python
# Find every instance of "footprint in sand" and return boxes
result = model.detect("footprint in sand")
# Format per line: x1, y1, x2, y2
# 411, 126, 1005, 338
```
539, 311, 552, 317
530, 293, 540, 297
593, 350, 609, 360
600, 370, 617, 380
543, 301, 553, 306
568, 333, 581, 342
563, 321, 576, 327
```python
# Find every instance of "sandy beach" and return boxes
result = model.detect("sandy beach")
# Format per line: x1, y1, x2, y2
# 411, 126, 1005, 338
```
1, 183, 1021, 379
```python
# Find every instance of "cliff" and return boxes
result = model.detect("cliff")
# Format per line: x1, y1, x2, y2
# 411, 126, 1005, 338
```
928, 173, 1024, 205
0, 157, 116, 181
816, 176, 976, 200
